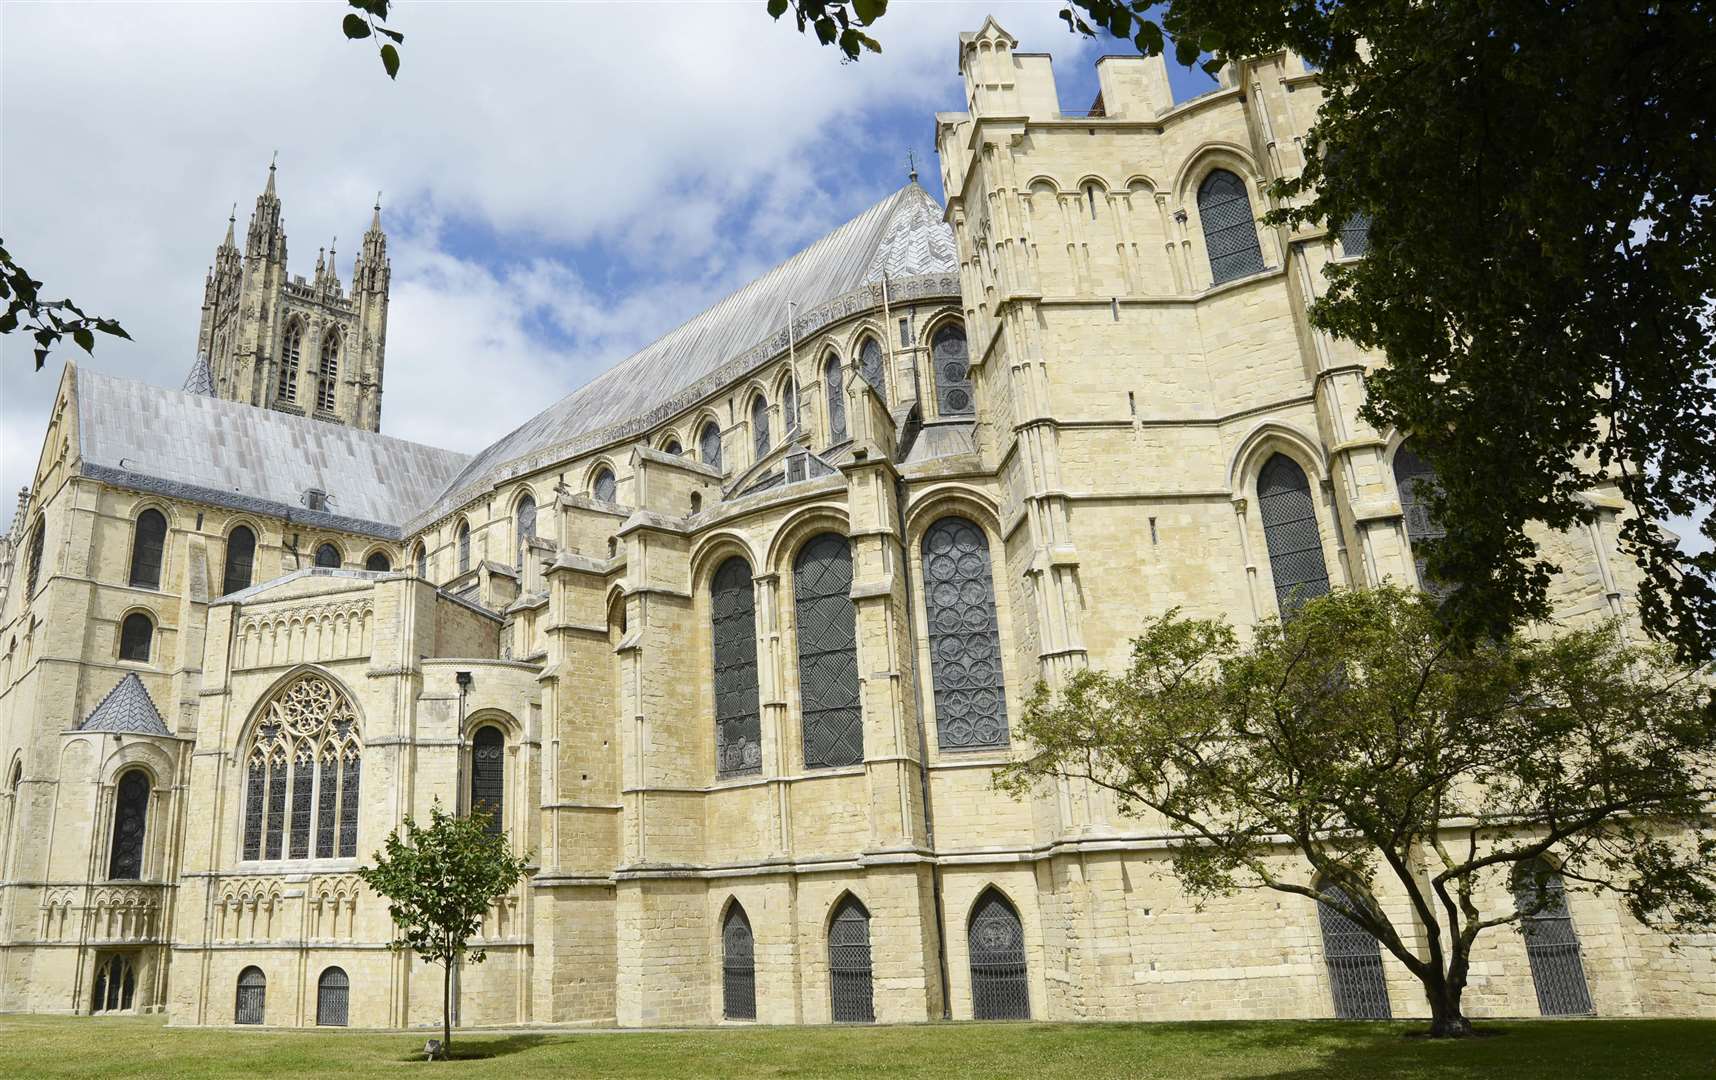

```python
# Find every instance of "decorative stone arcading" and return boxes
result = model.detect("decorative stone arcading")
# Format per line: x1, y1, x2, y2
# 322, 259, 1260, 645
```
236, 600, 373, 669
216, 878, 287, 943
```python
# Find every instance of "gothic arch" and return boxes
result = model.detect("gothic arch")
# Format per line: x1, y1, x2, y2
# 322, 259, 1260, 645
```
234, 665, 365, 765
115, 607, 158, 664
236, 667, 365, 863
1172, 141, 1264, 209
98, 741, 173, 789
311, 539, 345, 569
689, 531, 762, 597
1226, 420, 1329, 494
764, 505, 852, 577
361, 546, 393, 572
655, 429, 684, 454
585, 459, 620, 502
125, 502, 174, 589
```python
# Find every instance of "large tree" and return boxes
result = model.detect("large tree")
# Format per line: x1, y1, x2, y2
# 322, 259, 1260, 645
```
997, 586, 1716, 1036
357, 803, 530, 1060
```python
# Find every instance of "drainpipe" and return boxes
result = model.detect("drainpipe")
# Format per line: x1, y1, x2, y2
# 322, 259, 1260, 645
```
454, 669, 472, 1027
896, 477, 951, 1020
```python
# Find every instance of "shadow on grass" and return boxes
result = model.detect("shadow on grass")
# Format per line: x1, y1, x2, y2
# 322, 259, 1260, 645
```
394, 1033, 550, 1063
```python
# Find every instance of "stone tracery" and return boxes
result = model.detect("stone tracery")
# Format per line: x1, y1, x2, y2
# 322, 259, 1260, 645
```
242, 673, 362, 862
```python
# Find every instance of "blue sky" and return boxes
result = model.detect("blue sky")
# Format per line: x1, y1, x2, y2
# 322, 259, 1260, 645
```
0, 3, 1228, 520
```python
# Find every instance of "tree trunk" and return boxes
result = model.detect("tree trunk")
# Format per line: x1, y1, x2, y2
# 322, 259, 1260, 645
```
442, 959, 452, 1060
1425, 977, 1476, 1038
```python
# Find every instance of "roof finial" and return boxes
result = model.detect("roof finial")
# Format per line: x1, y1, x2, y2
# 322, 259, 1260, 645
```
371, 191, 382, 230
906, 149, 919, 184
224, 202, 237, 246
265, 150, 278, 195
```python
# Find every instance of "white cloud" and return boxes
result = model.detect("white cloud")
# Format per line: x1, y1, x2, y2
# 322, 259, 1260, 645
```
1, 2, 1094, 525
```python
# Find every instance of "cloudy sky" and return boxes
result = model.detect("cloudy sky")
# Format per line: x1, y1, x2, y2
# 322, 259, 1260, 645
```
1, 2, 1228, 527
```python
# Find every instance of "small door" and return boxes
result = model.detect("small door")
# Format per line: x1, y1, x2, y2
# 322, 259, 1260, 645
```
722, 904, 757, 1021
235, 966, 266, 1025
828, 896, 874, 1023
969, 889, 1029, 1019
316, 966, 349, 1027
1317, 884, 1392, 1019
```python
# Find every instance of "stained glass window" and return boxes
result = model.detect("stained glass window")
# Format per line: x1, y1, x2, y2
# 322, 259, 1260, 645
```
711, 558, 762, 778
1257, 454, 1330, 616
1339, 212, 1372, 257
107, 770, 150, 880
752, 396, 771, 461
130, 509, 167, 589
471, 726, 504, 835
242, 674, 363, 863
922, 518, 1007, 750
414, 544, 427, 578
795, 534, 861, 769
118, 612, 153, 663
824, 355, 846, 440
223, 526, 256, 596
700, 422, 723, 470
458, 523, 471, 573
857, 339, 887, 406
593, 468, 617, 504
314, 543, 341, 569
932, 324, 975, 417
1198, 169, 1266, 284
515, 494, 537, 570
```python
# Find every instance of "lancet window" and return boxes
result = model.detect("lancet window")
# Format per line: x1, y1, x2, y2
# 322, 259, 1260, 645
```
592, 467, 617, 504
752, 395, 771, 460
1198, 169, 1266, 284
279, 321, 303, 402
130, 509, 167, 589
711, 557, 761, 778
1317, 882, 1392, 1019
795, 533, 861, 769
922, 517, 1006, 749
723, 902, 757, 1020
107, 769, 150, 880
316, 332, 339, 413
457, 522, 471, 573
241, 674, 362, 862
515, 494, 537, 571
857, 338, 887, 406
1257, 454, 1330, 616
26, 518, 44, 598
931, 323, 974, 417
223, 526, 256, 596
824, 354, 846, 440
784, 377, 799, 433
1392, 441, 1450, 597
700, 421, 723, 470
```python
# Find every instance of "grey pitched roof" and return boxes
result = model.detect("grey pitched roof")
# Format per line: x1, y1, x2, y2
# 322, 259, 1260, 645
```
78, 672, 170, 735
76, 369, 471, 538
182, 355, 215, 396
414, 182, 958, 524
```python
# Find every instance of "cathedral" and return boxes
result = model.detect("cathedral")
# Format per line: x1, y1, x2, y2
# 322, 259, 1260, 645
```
1, 19, 1710, 1029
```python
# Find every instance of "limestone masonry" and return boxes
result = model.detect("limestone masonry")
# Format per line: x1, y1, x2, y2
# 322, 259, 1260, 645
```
1, 19, 1709, 1028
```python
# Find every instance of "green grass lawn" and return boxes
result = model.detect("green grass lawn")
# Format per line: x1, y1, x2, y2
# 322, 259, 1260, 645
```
0, 1014, 1712, 1079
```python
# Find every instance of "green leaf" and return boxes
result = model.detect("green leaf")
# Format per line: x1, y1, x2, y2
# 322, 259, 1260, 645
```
377, 26, 404, 43
343, 12, 371, 39
852, 0, 886, 25
767, 0, 788, 19
380, 43, 400, 79
72, 327, 94, 352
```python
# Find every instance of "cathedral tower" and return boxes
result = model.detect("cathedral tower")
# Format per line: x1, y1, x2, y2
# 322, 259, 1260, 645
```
194, 162, 390, 431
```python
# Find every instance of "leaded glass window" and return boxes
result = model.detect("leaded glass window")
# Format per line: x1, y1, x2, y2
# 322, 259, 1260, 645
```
723, 903, 757, 1020
1339, 212, 1372, 257
1392, 442, 1451, 598
317, 333, 339, 413
593, 467, 617, 504
223, 526, 256, 596
922, 517, 1006, 750
857, 338, 887, 406
664, 439, 682, 456
969, 888, 1029, 1019
107, 770, 150, 880
130, 509, 167, 589
119, 612, 153, 663
414, 544, 427, 578
458, 523, 471, 573
700, 421, 723, 470
824, 354, 847, 439
794, 534, 861, 769
1317, 883, 1392, 1019
1514, 859, 1594, 1016
316, 967, 349, 1026
314, 543, 340, 569
26, 518, 44, 598
711, 557, 761, 778
242, 674, 363, 863
932, 324, 975, 417
92, 954, 136, 1013
752, 396, 771, 460
279, 322, 303, 402
784, 378, 800, 433
235, 967, 266, 1025
471, 725, 504, 835
515, 494, 537, 570
828, 896, 874, 1022
1257, 454, 1330, 616
1198, 169, 1266, 284
365, 551, 390, 572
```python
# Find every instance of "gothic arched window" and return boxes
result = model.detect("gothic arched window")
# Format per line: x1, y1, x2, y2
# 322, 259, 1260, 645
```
1339, 212, 1372, 257
1317, 882, 1392, 1019
922, 517, 1006, 749
25, 518, 45, 598
828, 895, 874, 1023
1513, 859, 1594, 1015
969, 888, 1029, 1019
470, 725, 504, 835
784, 377, 799, 433
1392, 442, 1450, 596
118, 612, 154, 663
92, 954, 136, 1014
241, 673, 363, 862
279, 321, 304, 403
1257, 454, 1330, 616
235, 966, 266, 1025
857, 338, 887, 406
592, 467, 617, 504
107, 769, 150, 880
457, 522, 471, 574
1198, 169, 1266, 285
722, 902, 757, 1020
711, 557, 761, 778
515, 493, 537, 571
824, 354, 847, 440
700, 421, 723, 471
316, 967, 349, 1027
364, 551, 390, 572
664, 438, 683, 456
316, 332, 340, 413
752, 395, 771, 461
794, 533, 861, 769
129, 509, 167, 589
414, 543, 428, 578
223, 525, 256, 596
313, 543, 341, 569
932, 323, 975, 417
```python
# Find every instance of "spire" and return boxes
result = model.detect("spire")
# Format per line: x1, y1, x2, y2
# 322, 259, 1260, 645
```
247, 154, 284, 258
223, 203, 237, 248
370, 192, 382, 232
265, 151, 277, 195
907, 149, 919, 184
